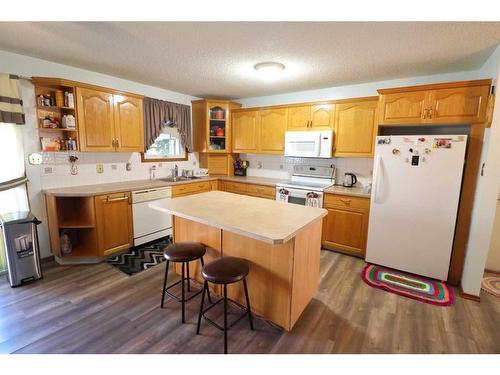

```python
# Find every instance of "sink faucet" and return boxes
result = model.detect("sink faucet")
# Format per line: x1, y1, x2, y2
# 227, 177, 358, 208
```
172, 164, 179, 181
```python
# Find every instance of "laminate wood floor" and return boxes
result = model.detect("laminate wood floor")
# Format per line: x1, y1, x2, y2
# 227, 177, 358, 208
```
1, 250, 499, 354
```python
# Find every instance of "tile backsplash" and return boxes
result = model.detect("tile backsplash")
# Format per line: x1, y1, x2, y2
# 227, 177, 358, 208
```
38, 151, 199, 189
240, 153, 374, 186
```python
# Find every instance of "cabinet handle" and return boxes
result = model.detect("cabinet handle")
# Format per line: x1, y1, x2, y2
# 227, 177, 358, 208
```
428, 108, 433, 119
106, 194, 128, 203
116, 139, 120, 148
422, 109, 428, 119
340, 198, 352, 204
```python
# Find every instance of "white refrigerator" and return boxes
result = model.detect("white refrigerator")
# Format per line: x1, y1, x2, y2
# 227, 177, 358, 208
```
366, 135, 467, 281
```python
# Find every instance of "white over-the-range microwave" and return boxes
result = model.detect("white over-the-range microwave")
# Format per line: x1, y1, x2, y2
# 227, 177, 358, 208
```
284, 131, 333, 158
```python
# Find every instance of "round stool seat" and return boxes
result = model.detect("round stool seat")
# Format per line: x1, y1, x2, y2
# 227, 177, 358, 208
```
163, 242, 206, 262
202, 256, 249, 284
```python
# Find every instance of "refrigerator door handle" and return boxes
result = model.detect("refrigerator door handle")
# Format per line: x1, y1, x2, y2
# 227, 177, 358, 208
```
372, 154, 382, 204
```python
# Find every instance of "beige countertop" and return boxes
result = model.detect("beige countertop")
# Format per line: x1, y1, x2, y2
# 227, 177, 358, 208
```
150, 191, 327, 245
43, 175, 284, 197
218, 175, 286, 186
43, 177, 218, 197
324, 185, 371, 198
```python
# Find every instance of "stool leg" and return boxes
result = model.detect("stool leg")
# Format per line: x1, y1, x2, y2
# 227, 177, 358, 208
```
186, 262, 191, 292
181, 261, 185, 323
243, 278, 254, 331
200, 257, 212, 304
160, 260, 169, 308
223, 284, 228, 354
196, 280, 207, 334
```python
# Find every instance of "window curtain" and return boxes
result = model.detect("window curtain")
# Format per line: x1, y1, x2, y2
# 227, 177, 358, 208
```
143, 97, 192, 152
0, 73, 28, 273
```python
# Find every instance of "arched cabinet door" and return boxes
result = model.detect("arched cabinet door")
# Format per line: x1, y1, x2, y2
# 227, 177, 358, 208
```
232, 111, 258, 153
378, 91, 428, 125
334, 99, 378, 157
258, 108, 287, 154
113, 95, 144, 152
77, 87, 115, 151
310, 104, 334, 130
287, 105, 311, 131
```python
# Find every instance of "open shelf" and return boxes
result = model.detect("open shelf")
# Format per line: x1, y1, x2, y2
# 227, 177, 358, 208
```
59, 219, 95, 229
209, 136, 226, 139
57, 197, 95, 228
59, 228, 99, 257
37, 106, 75, 111
38, 127, 77, 132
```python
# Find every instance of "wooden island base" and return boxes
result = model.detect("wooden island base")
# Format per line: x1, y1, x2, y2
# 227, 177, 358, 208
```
172, 216, 322, 331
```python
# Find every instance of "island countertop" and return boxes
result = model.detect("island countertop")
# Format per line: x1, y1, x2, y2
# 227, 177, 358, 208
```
150, 191, 327, 245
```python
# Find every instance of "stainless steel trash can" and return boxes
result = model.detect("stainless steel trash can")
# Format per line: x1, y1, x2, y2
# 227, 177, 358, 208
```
0, 211, 43, 287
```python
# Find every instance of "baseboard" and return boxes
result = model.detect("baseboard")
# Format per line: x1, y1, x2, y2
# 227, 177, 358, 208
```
40, 255, 55, 264
459, 286, 481, 302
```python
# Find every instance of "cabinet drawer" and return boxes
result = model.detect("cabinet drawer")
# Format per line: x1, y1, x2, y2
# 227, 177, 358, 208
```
324, 193, 370, 210
172, 181, 210, 196
223, 181, 247, 194
245, 184, 275, 198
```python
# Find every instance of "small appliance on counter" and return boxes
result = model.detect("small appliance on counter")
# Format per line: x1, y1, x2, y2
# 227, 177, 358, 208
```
233, 158, 249, 176
343, 173, 358, 187
0, 211, 43, 287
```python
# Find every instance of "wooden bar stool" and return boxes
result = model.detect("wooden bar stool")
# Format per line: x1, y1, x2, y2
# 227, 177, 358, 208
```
196, 256, 254, 354
161, 241, 211, 323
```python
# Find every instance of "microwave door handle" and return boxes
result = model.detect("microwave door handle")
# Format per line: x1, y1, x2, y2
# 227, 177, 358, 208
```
372, 154, 382, 204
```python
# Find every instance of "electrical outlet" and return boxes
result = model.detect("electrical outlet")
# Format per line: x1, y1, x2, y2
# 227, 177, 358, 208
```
96, 164, 104, 173
111, 164, 117, 170
28, 153, 43, 165
126, 162, 132, 171
257, 161, 263, 169
279, 164, 284, 170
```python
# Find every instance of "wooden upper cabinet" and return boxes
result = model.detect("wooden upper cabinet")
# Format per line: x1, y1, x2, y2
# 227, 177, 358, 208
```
429, 86, 490, 124
378, 80, 492, 125
378, 91, 428, 125
258, 108, 287, 154
77, 87, 115, 151
94, 192, 133, 256
113, 95, 144, 152
287, 105, 311, 131
310, 104, 334, 130
334, 99, 378, 157
232, 110, 258, 153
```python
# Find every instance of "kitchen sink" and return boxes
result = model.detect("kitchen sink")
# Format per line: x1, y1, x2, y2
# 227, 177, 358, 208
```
160, 176, 202, 182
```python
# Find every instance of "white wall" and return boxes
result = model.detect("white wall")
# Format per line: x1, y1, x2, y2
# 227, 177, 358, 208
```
461, 48, 500, 296
1, 49, 199, 259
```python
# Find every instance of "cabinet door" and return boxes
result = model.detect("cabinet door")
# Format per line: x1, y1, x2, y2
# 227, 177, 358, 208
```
113, 95, 144, 152
95, 192, 133, 256
310, 104, 334, 130
258, 108, 287, 154
76, 87, 115, 151
287, 105, 311, 131
334, 100, 378, 157
429, 85, 490, 124
322, 207, 368, 257
378, 91, 428, 125
232, 111, 258, 152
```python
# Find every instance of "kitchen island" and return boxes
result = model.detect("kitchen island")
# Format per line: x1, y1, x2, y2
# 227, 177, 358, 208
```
151, 191, 327, 331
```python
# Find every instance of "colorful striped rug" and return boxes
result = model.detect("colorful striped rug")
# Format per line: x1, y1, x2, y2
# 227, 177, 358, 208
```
481, 276, 500, 298
361, 264, 455, 306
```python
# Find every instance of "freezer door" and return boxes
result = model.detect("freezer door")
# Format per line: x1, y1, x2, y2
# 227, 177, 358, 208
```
366, 135, 467, 280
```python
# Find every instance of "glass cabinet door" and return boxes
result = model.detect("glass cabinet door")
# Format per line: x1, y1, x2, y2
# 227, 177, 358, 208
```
208, 105, 227, 151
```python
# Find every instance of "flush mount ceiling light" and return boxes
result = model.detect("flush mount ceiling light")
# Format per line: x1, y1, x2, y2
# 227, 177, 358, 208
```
253, 61, 286, 74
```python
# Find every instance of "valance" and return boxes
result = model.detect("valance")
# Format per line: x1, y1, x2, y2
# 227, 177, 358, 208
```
143, 97, 191, 152
0, 74, 25, 125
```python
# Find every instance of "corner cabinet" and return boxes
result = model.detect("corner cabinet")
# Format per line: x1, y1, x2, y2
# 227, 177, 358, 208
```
192, 99, 242, 153
77, 87, 144, 152
333, 97, 378, 157
378, 80, 491, 125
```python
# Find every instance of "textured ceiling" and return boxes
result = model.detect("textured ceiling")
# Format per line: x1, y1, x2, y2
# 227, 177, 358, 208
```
0, 22, 499, 99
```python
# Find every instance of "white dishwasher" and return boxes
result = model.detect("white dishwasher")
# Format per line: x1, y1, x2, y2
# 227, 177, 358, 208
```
132, 187, 173, 246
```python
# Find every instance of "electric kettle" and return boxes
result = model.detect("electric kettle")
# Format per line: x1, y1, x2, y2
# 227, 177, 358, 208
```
343, 173, 357, 187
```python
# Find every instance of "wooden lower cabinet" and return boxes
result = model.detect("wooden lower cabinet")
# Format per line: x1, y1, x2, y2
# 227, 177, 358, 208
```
221, 181, 275, 200
171, 181, 211, 197
322, 194, 370, 258
199, 153, 235, 176
94, 192, 133, 256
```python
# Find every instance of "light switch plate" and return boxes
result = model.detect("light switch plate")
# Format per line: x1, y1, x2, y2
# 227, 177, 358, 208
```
28, 153, 43, 165
96, 164, 104, 173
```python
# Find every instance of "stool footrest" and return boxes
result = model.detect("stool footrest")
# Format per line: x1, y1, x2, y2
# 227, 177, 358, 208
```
201, 297, 250, 331
165, 278, 202, 303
